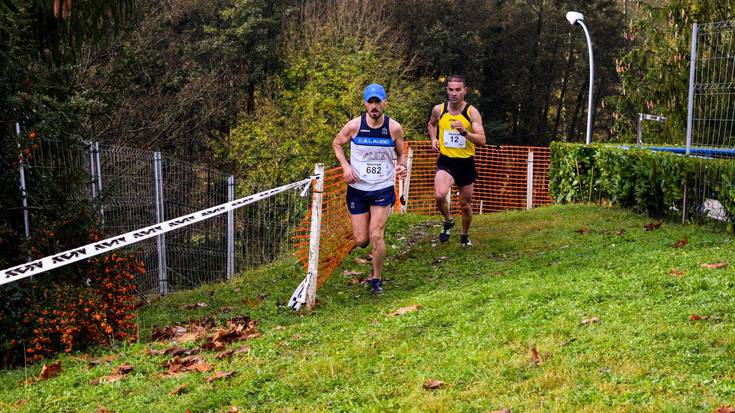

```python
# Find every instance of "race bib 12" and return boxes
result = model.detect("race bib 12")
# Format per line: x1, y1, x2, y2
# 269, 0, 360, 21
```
443, 130, 466, 149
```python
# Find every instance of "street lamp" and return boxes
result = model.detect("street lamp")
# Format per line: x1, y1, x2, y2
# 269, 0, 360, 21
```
566, 11, 595, 144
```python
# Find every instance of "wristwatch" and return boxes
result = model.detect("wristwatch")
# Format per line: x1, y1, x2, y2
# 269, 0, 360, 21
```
460, 130, 468, 136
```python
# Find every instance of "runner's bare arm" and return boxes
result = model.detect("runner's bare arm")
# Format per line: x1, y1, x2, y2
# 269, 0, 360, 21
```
427, 105, 442, 152
391, 120, 408, 179
333, 119, 360, 184
454, 107, 486, 147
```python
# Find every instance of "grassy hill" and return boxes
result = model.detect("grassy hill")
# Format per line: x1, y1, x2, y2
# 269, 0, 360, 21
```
2, 205, 735, 412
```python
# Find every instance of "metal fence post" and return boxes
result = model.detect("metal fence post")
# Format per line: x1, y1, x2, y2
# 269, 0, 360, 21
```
526, 150, 534, 210
153, 151, 168, 295
94, 142, 104, 224
226, 175, 235, 280
305, 163, 324, 310
88, 142, 105, 224
686, 22, 699, 156
16, 123, 31, 260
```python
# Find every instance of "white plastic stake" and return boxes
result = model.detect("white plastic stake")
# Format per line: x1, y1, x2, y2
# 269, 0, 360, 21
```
526, 151, 534, 210
305, 163, 324, 310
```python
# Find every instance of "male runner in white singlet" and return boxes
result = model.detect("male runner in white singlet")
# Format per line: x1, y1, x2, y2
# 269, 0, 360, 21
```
332, 83, 407, 294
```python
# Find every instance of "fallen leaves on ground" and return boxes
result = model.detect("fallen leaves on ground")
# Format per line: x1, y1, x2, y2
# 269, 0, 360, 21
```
347, 277, 367, 285
225, 407, 241, 413
670, 268, 686, 277
714, 405, 735, 413
702, 262, 728, 269
672, 238, 689, 248
644, 220, 663, 231
163, 355, 211, 376
530, 346, 542, 366
491, 409, 511, 413
689, 314, 704, 321
432, 256, 448, 265
219, 306, 234, 313
96, 406, 115, 413
423, 379, 444, 390
113, 364, 134, 375
354, 257, 371, 265
342, 269, 365, 276
575, 226, 589, 234
205, 371, 236, 382
170, 383, 188, 395
614, 229, 625, 236
580, 317, 601, 325
87, 355, 118, 368
90, 363, 135, 385
183, 302, 208, 309
38, 361, 61, 381
390, 304, 422, 316
90, 374, 125, 385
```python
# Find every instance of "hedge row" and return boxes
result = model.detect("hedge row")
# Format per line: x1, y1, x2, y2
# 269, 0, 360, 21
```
548, 142, 735, 219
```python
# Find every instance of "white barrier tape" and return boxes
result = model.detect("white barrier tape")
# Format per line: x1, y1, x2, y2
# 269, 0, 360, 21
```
287, 275, 309, 311
0, 176, 316, 286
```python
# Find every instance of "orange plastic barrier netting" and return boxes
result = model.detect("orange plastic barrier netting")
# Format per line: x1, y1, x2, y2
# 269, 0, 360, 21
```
403, 141, 552, 215
293, 142, 552, 288
293, 167, 355, 287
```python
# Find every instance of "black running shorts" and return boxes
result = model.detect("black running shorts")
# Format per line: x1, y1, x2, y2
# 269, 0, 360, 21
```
436, 154, 477, 187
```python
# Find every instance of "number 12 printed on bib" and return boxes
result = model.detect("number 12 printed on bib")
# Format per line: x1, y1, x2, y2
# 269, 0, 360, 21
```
443, 130, 466, 149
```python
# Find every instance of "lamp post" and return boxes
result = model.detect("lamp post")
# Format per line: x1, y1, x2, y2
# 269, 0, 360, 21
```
566, 11, 595, 144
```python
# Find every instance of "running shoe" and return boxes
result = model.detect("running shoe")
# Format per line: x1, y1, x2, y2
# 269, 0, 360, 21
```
369, 278, 384, 295
439, 219, 455, 243
460, 234, 473, 248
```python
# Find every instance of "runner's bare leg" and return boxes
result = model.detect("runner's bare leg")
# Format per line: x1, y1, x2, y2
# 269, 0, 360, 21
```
434, 170, 454, 222
368, 204, 391, 279
459, 183, 473, 235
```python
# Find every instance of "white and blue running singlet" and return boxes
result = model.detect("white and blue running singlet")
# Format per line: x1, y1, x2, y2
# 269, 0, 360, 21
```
349, 114, 396, 191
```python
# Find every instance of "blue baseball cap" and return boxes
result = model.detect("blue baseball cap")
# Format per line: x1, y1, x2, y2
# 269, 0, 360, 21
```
363, 83, 386, 102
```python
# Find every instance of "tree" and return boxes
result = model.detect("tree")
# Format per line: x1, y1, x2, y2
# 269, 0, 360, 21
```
609, 0, 735, 143
227, 0, 435, 187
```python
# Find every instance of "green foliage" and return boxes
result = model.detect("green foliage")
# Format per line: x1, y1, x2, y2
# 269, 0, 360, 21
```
227, 2, 435, 186
608, 1, 735, 142
550, 142, 735, 219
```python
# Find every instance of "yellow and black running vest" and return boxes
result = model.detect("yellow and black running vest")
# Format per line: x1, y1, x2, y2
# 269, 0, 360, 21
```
437, 102, 475, 158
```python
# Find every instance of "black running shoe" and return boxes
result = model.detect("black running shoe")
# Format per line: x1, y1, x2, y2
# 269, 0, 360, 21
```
460, 234, 473, 248
439, 219, 455, 243
369, 278, 384, 295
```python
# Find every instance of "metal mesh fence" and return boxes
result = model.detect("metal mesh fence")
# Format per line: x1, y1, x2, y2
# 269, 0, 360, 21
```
687, 21, 735, 223
17, 139, 309, 295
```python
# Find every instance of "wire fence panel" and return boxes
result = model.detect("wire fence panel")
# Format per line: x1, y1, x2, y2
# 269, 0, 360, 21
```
689, 21, 735, 223
96, 144, 159, 293
15, 139, 311, 295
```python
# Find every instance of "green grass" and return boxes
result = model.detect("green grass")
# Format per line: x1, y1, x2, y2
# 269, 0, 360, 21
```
2, 205, 735, 412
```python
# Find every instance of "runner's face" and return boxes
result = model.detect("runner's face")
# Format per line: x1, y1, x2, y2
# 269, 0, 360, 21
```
364, 98, 385, 120
446, 81, 467, 104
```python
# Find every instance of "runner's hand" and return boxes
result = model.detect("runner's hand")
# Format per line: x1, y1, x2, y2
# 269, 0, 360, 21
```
431, 138, 439, 152
451, 121, 465, 134
396, 164, 408, 180
341, 164, 359, 184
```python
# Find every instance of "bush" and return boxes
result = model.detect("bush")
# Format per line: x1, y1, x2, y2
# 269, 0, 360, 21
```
1, 242, 142, 367
549, 142, 735, 219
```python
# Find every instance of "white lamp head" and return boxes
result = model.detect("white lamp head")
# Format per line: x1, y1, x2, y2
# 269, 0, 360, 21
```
566, 11, 584, 25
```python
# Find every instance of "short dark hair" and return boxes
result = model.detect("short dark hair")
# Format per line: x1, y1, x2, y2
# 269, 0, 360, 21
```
446, 75, 467, 87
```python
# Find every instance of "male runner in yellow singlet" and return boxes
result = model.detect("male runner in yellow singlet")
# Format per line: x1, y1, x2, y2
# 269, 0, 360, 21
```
333, 84, 407, 294
427, 75, 486, 247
